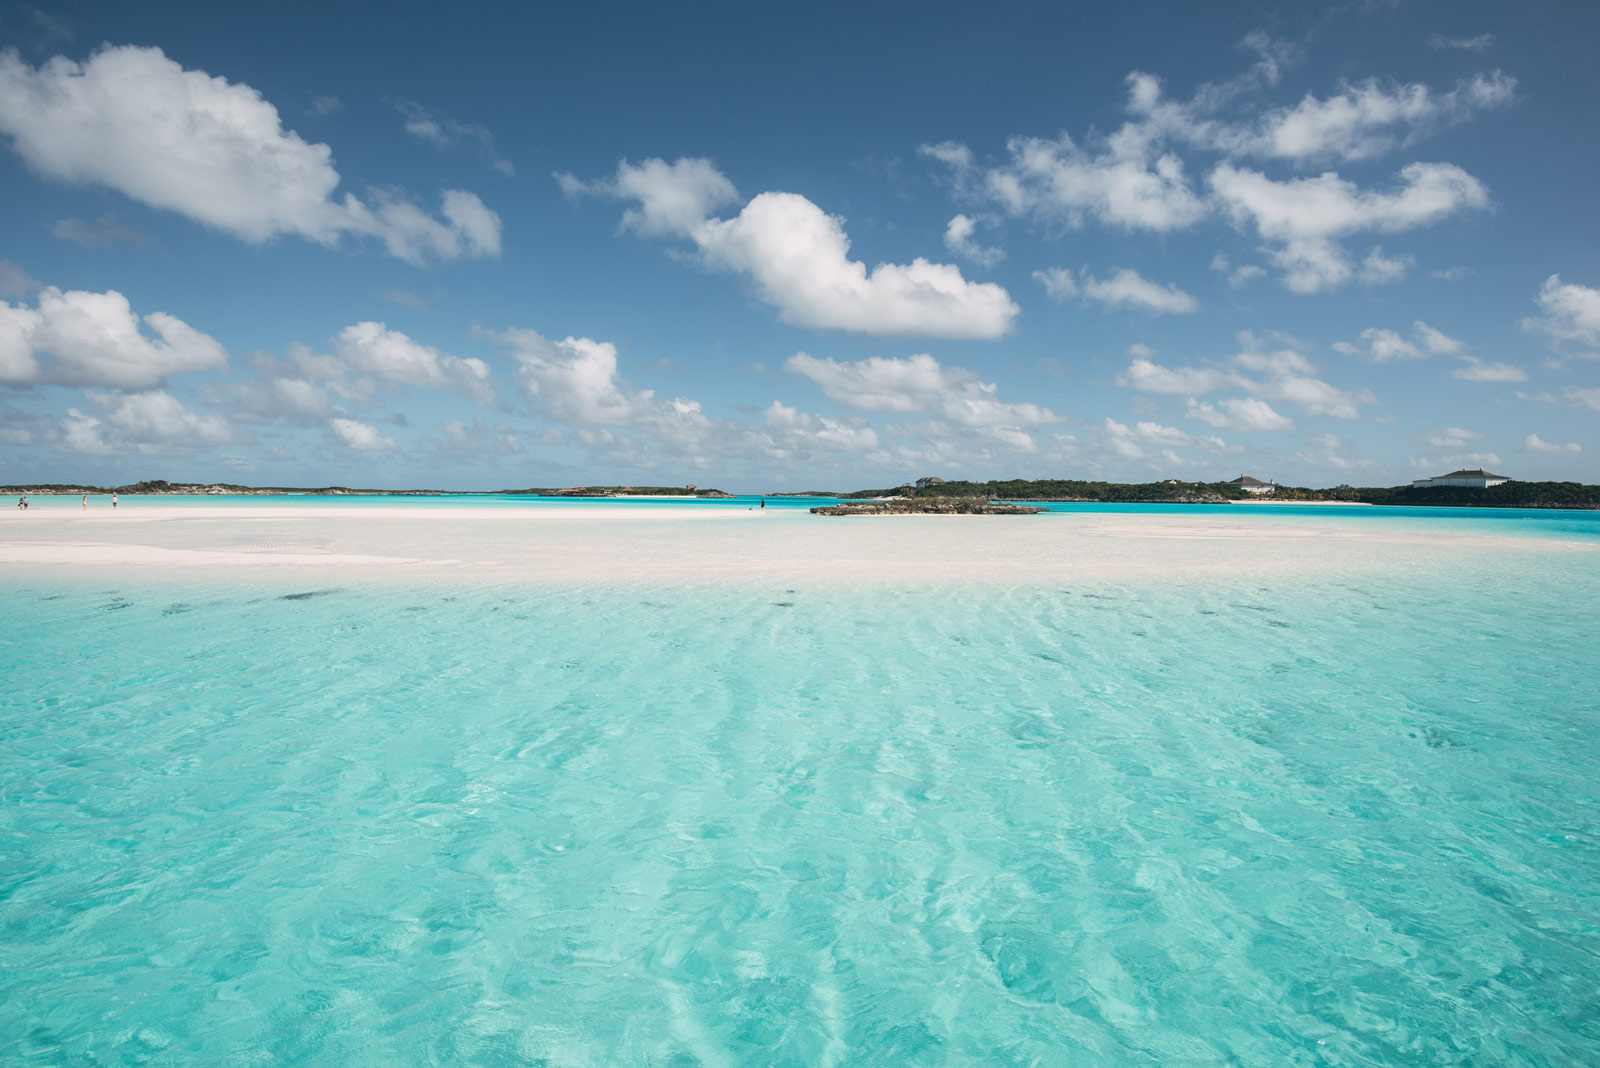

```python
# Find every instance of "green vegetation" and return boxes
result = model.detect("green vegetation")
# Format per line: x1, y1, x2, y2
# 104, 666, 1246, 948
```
501, 486, 733, 497
822, 478, 1600, 510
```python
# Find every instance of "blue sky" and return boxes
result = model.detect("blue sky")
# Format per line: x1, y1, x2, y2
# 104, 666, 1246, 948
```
1, 0, 1597, 491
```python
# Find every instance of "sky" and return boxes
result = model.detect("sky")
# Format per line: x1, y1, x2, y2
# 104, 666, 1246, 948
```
1, 0, 1597, 492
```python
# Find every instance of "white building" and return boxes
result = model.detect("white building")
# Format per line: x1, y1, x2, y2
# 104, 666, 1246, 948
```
1224, 475, 1275, 495
1411, 468, 1510, 489
914, 476, 946, 489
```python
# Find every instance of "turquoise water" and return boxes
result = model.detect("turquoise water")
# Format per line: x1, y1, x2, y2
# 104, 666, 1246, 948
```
15, 491, 1600, 543
3, 540, 1599, 1064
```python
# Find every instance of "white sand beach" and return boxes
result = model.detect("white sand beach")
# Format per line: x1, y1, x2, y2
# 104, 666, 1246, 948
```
0, 502, 1589, 587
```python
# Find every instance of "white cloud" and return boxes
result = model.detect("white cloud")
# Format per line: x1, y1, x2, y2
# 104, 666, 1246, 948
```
1103, 417, 1232, 460
329, 417, 394, 452
395, 100, 513, 176
0, 285, 227, 389
332, 321, 493, 403
1033, 267, 1079, 302
1425, 426, 1483, 448
1334, 326, 1425, 362
1452, 357, 1528, 382
1413, 321, 1465, 355
785, 352, 1057, 431
1209, 161, 1489, 292
1298, 432, 1378, 471
574, 158, 1017, 338
57, 390, 232, 454
1081, 268, 1198, 314
925, 132, 1207, 233
1523, 434, 1580, 455
0, 260, 38, 299
0, 46, 501, 264
1118, 338, 1368, 419
1243, 72, 1515, 163
942, 214, 1004, 267
1358, 246, 1413, 285
1186, 397, 1294, 431
1566, 386, 1600, 411
1035, 266, 1197, 314
1231, 337, 1371, 418
1118, 356, 1234, 395
1429, 33, 1494, 52
1525, 275, 1600, 348
763, 402, 881, 453
485, 327, 648, 426
558, 156, 739, 238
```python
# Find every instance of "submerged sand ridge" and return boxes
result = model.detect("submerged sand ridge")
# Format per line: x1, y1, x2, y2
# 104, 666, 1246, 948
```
1, 502, 1591, 587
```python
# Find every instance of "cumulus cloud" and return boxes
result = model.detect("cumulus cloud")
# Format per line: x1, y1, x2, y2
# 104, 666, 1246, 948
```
1117, 337, 1368, 418
1034, 266, 1196, 314
1186, 396, 1294, 431
1082, 268, 1198, 314
0, 46, 501, 265
1118, 356, 1235, 395
922, 132, 1206, 233
942, 214, 1004, 267
333, 321, 493, 403
1102, 417, 1233, 461
0, 259, 39, 298
1334, 319, 1463, 362
1032, 268, 1079, 303
763, 401, 881, 454
1209, 162, 1490, 292
0, 285, 227, 389
329, 417, 395, 452
785, 352, 1057, 431
1525, 275, 1600, 349
1336, 320, 1522, 381
1234, 72, 1515, 163
1523, 433, 1580, 455
568, 158, 1017, 338
482, 327, 659, 426
57, 390, 232, 454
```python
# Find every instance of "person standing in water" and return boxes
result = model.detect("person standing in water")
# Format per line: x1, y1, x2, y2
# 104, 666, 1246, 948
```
760, 498, 765, 509
81, 494, 87, 509
111, 494, 118, 508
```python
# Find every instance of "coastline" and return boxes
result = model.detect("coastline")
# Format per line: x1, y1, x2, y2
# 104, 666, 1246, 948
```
3, 502, 1592, 589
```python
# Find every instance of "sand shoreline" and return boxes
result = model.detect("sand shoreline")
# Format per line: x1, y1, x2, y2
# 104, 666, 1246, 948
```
2, 503, 1590, 588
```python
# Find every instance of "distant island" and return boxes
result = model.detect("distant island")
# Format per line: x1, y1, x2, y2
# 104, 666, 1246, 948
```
821, 478, 1600, 511
812, 498, 1045, 516
4, 477, 1598, 510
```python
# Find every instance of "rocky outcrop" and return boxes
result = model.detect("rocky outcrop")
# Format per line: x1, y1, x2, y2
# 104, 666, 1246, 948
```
811, 497, 1045, 516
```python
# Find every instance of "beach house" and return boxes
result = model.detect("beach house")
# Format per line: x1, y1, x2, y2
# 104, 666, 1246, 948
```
1411, 468, 1510, 489
914, 476, 946, 489
1224, 475, 1275, 495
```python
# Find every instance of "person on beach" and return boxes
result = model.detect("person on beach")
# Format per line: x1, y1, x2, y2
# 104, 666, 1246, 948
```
81, 494, 87, 509
760, 498, 765, 509
16, 495, 25, 509
111, 494, 118, 508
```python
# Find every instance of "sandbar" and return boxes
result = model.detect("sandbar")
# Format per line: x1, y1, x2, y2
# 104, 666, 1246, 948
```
0, 503, 1589, 588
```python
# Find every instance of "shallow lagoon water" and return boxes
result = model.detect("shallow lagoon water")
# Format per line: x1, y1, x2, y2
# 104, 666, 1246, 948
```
2, 521, 1598, 1065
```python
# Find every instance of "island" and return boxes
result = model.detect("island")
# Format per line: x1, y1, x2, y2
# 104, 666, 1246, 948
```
811, 498, 1045, 516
